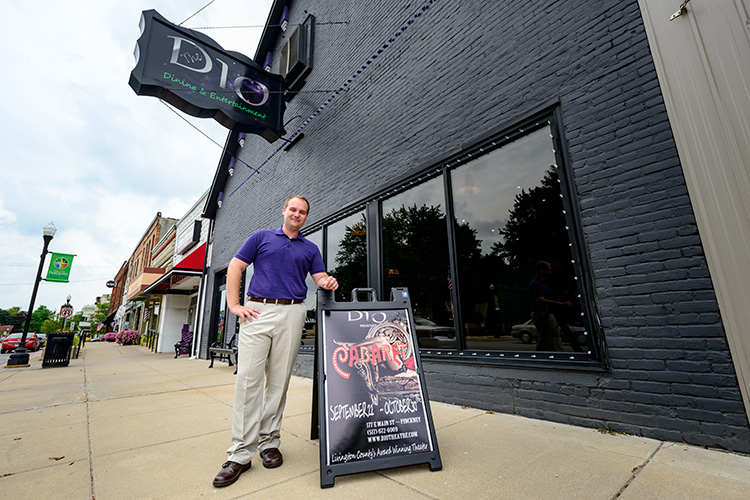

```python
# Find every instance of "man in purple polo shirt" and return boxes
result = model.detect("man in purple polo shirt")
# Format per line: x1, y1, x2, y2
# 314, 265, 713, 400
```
213, 195, 338, 488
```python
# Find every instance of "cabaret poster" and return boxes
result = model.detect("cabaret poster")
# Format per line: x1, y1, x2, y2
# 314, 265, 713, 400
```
322, 308, 434, 466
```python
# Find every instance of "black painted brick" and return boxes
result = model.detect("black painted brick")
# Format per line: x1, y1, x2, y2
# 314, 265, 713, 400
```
203, 0, 750, 453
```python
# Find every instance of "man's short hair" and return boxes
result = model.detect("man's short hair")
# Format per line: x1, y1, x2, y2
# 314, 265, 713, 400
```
536, 261, 551, 273
284, 195, 310, 212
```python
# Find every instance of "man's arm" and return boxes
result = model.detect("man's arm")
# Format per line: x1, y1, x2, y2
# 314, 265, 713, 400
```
534, 295, 572, 308
227, 257, 260, 323
312, 272, 339, 290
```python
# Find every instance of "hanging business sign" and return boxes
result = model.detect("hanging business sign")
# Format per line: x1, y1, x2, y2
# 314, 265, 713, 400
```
46, 253, 75, 283
129, 9, 286, 142
315, 288, 442, 488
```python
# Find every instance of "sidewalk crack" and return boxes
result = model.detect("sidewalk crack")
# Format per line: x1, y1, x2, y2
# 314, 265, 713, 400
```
609, 441, 664, 500
83, 351, 96, 500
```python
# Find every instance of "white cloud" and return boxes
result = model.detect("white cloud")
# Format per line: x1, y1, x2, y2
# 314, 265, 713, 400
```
0, 0, 272, 312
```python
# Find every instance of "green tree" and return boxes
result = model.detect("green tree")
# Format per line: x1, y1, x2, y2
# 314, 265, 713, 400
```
41, 318, 63, 333
0, 308, 13, 325
93, 301, 111, 324
3, 306, 25, 331
29, 305, 53, 332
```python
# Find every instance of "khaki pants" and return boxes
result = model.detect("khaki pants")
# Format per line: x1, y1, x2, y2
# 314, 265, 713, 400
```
531, 311, 563, 351
226, 302, 305, 464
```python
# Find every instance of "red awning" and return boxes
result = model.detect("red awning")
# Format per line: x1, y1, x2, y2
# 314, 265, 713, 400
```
174, 242, 206, 271
142, 243, 206, 295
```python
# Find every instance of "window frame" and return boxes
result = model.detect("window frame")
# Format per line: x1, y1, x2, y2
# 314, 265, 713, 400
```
304, 105, 607, 370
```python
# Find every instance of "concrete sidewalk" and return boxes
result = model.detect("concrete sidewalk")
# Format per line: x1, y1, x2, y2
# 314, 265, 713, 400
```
1, 343, 748, 500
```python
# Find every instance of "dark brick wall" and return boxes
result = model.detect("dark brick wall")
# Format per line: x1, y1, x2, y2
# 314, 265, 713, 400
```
207, 0, 750, 452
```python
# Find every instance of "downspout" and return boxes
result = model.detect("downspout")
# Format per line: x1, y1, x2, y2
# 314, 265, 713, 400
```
192, 218, 214, 358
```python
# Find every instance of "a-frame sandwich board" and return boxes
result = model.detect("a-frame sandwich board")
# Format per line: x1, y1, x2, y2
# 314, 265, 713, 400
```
312, 287, 442, 488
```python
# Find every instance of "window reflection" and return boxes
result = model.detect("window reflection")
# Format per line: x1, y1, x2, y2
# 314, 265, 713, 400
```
382, 177, 457, 349
451, 127, 585, 352
326, 212, 367, 302
217, 288, 227, 346
303, 231, 322, 344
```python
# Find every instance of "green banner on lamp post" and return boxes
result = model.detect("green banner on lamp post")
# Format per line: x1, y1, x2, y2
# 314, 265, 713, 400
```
46, 253, 75, 283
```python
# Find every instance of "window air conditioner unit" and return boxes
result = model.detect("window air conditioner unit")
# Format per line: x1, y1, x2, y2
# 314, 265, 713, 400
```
280, 14, 314, 100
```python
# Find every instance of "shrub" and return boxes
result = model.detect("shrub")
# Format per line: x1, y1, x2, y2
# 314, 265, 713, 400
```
103, 331, 118, 342
115, 330, 141, 345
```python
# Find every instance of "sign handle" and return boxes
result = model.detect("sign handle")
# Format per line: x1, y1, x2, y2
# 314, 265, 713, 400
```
349, 288, 376, 302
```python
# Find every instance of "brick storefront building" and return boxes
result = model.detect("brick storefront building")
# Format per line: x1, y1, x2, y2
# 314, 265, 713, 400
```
197, 0, 750, 452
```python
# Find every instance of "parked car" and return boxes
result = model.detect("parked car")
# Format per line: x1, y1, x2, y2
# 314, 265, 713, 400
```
413, 317, 455, 339
1, 333, 42, 353
511, 319, 587, 345
36, 333, 47, 347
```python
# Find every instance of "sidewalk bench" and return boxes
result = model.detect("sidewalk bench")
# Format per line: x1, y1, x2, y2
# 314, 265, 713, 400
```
209, 333, 238, 374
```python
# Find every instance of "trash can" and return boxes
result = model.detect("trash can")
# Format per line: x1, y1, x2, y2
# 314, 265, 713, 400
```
42, 332, 75, 368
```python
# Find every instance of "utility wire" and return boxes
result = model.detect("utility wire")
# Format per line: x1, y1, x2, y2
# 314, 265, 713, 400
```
178, 0, 216, 26
0, 263, 113, 269
0, 278, 114, 286
187, 21, 349, 29
158, 100, 265, 173
159, 100, 225, 150
161, 87, 348, 95
229, 0, 438, 198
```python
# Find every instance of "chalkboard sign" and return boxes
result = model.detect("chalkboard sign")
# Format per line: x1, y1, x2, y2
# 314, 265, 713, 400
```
315, 288, 442, 488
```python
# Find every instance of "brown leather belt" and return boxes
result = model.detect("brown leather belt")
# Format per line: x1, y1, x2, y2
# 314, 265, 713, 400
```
249, 296, 304, 305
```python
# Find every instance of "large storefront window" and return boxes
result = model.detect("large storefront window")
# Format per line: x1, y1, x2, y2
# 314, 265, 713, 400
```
381, 177, 457, 349
311, 113, 596, 363
450, 128, 586, 352
326, 211, 367, 302
210, 272, 227, 347
216, 289, 227, 345
304, 231, 322, 342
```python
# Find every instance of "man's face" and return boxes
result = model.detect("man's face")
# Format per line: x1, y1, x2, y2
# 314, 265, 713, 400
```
542, 265, 552, 279
282, 197, 309, 231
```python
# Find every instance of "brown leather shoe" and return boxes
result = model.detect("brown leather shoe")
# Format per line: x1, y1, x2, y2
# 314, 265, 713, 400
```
213, 460, 251, 487
260, 448, 283, 468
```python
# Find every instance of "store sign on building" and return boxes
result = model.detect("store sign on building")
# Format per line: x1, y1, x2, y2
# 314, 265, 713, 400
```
176, 220, 202, 254
129, 10, 286, 142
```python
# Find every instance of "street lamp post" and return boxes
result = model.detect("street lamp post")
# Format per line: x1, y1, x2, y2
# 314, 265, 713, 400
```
7, 222, 57, 368
62, 294, 72, 331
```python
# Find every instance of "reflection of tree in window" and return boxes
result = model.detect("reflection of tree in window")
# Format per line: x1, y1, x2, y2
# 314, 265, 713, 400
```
383, 204, 481, 330
328, 215, 367, 301
383, 204, 452, 326
494, 167, 579, 329
303, 231, 322, 339
493, 168, 570, 271
455, 166, 579, 346
451, 129, 583, 351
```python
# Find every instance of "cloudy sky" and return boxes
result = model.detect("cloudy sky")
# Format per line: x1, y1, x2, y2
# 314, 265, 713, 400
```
0, 0, 272, 313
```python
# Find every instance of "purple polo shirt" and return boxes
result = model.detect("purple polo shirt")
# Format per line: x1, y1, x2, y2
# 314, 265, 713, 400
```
235, 227, 326, 300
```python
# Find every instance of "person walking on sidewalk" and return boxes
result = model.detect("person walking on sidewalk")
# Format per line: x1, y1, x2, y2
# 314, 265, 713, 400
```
213, 195, 338, 488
